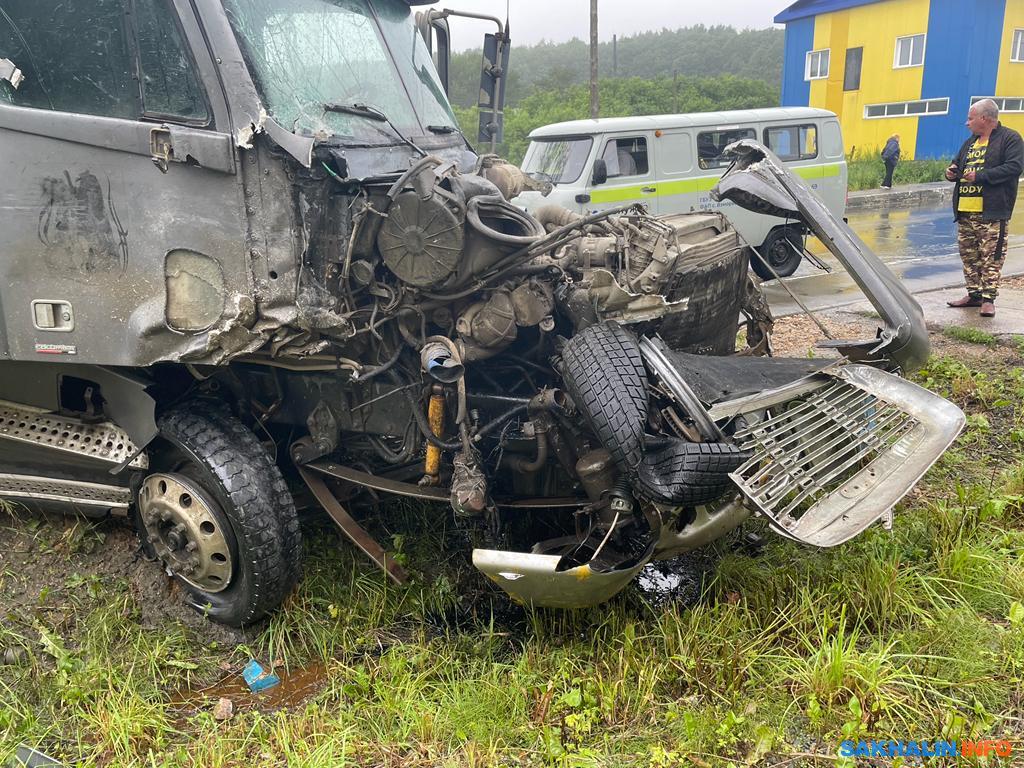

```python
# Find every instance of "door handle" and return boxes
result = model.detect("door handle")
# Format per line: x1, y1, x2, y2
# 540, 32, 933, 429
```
150, 126, 173, 174
641, 186, 657, 194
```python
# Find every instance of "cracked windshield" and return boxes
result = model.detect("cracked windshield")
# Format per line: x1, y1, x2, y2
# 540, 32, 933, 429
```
223, 0, 456, 141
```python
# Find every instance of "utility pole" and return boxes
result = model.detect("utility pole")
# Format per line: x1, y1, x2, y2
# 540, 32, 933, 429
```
613, 34, 618, 77
590, 0, 599, 119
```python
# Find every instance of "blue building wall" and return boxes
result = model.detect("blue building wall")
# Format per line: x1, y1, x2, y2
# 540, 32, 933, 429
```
777, 0, 1019, 158
780, 17, 815, 107
917, 0, 1006, 157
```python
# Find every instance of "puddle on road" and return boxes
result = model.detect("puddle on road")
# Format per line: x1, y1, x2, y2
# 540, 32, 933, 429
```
171, 662, 327, 713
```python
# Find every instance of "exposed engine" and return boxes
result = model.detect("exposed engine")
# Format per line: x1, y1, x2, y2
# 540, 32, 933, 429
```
252, 154, 775, 607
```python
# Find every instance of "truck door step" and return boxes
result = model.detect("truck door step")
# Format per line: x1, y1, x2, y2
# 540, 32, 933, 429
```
0, 473, 131, 510
0, 402, 147, 469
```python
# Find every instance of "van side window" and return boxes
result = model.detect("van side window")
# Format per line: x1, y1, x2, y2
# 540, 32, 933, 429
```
135, 0, 210, 122
696, 128, 755, 169
0, 1, 138, 118
764, 124, 818, 161
601, 137, 648, 177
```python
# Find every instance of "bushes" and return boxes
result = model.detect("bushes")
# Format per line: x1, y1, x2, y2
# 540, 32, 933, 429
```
847, 149, 951, 191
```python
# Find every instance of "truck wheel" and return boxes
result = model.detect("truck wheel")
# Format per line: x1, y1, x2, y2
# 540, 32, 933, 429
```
136, 404, 301, 627
751, 227, 803, 279
561, 321, 649, 477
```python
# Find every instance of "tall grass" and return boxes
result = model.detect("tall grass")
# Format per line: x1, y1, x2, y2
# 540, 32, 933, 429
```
1, 346, 1023, 766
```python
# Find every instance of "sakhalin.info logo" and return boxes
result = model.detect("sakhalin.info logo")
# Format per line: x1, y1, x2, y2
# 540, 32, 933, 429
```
839, 740, 1013, 758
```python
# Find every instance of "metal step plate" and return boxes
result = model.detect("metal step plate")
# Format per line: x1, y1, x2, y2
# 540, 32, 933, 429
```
0, 473, 131, 509
0, 402, 147, 469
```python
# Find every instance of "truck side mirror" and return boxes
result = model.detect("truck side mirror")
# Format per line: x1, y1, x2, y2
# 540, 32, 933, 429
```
415, 11, 452, 96
478, 30, 510, 147
592, 158, 608, 186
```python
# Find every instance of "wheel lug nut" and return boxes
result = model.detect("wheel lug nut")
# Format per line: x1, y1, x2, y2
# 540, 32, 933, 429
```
185, 541, 198, 552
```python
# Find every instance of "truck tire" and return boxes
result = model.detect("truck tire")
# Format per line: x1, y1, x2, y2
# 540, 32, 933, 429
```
136, 404, 301, 627
751, 227, 803, 280
636, 438, 750, 506
561, 321, 649, 477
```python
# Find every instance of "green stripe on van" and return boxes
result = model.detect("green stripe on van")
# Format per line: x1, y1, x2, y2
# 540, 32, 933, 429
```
588, 162, 842, 204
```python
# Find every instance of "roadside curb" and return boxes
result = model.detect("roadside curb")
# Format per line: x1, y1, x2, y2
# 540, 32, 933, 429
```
847, 182, 951, 212
847, 178, 1024, 213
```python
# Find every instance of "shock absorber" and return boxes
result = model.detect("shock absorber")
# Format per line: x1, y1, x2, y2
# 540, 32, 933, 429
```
420, 385, 446, 487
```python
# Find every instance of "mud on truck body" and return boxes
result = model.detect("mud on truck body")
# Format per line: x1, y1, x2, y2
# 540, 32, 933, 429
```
0, 0, 964, 626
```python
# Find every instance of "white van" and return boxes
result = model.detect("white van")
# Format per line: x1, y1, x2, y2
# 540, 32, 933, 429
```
513, 107, 847, 278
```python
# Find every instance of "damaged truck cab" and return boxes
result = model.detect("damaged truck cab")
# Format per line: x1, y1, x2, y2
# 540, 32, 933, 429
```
0, 0, 964, 626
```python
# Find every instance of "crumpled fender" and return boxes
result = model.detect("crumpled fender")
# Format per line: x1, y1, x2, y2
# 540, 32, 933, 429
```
712, 139, 929, 373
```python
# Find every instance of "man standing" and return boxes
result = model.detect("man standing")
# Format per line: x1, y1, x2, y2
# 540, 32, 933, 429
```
946, 99, 1023, 317
880, 133, 900, 189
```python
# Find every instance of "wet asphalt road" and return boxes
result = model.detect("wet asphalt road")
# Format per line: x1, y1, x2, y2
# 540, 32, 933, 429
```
763, 201, 1024, 315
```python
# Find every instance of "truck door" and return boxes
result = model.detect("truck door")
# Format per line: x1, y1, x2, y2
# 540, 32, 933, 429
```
0, 0, 244, 367
589, 133, 656, 214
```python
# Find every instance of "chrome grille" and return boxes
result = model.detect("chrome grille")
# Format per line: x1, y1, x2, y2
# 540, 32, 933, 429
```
732, 378, 919, 536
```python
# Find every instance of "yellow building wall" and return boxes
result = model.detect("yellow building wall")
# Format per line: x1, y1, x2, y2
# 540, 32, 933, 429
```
808, 0, 930, 159
995, 2, 1024, 136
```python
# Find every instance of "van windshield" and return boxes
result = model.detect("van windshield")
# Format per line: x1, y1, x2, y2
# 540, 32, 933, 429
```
521, 137, 594, 184
223, 0, 457, 142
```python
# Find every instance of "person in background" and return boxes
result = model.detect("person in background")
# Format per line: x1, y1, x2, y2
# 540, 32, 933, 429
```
880, 133, 900, 189
945, 99, 1023, 318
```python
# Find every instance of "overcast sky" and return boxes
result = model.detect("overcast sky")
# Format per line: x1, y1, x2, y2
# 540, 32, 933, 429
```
445, 1, 783, 51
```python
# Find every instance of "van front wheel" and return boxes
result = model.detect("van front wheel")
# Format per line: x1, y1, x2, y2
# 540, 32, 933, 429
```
751, 227, 803, 280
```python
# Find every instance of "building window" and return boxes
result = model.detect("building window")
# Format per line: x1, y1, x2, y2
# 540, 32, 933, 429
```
893, 33, 926, 68
1012, 29, 1024, 62
844, 47, 863, 91
805, 49, 829, 80
971, 96, 1024, 113
864, 98, 948, 118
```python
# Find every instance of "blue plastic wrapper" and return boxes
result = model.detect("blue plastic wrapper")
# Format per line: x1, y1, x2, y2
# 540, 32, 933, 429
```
242, 659, 281, 693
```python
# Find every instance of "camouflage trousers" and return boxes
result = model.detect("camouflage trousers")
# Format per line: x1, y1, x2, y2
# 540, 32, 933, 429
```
957, 213, 1007, 301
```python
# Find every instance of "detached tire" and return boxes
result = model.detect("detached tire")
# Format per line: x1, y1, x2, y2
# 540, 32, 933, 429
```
136, 403, 301, 627
751, 227, 803, 280
561, 321, 649, 477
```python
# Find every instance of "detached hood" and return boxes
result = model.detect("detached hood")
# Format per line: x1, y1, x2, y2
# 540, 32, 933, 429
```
712, 139, 929, 373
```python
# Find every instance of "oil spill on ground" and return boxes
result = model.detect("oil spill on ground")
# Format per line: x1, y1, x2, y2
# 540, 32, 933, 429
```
634, 550, 718, 610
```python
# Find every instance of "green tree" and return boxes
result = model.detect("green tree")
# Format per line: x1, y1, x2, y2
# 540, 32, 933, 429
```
455, 74, 778, 163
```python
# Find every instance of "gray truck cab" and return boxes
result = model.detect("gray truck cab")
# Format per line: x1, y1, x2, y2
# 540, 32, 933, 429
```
0, 1, 963, 627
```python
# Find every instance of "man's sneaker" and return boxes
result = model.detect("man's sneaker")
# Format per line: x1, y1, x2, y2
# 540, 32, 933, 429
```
947, 295, 983, 308
980, 301, 996, 317
880, 185, 891, 189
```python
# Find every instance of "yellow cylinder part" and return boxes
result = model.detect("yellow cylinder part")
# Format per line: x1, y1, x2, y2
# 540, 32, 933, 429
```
424, 392, 445, 477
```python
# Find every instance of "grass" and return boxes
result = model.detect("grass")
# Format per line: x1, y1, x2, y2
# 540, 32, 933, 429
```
2, 342, 1024, 766
943, 326, 999, 346
847, 151, 951, 192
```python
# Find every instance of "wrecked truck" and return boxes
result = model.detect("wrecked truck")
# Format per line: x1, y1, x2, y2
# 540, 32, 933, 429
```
0, 0, 964, 626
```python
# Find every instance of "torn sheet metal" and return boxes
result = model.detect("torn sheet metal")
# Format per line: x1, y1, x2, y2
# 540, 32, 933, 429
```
473, 545, 654, 608
712, 140, 929, 373
235, 108, 314, 168
586, 268, 690, 324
